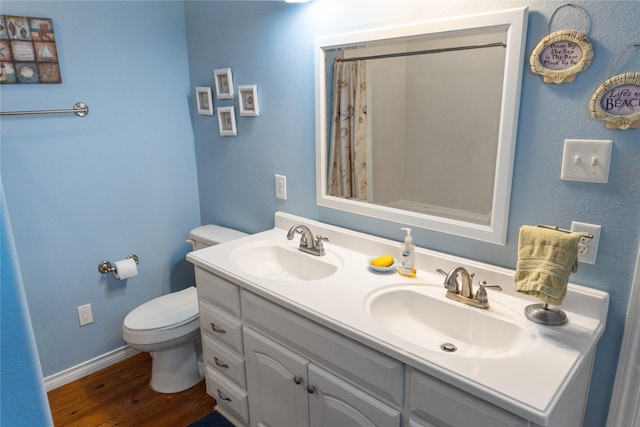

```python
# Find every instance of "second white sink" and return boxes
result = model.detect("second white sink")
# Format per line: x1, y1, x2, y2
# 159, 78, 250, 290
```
365, 285, 538, 358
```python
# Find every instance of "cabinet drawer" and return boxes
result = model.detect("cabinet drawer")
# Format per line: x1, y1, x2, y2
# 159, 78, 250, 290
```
195, 267, 241, 317
203, 334, 246, 388
200, 300, 243, 354
205, 366, 249, 426
241, 290, 403, 406
408, 368, 527, 427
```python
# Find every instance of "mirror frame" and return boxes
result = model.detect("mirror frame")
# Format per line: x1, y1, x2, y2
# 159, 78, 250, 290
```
315, 7, 528, 245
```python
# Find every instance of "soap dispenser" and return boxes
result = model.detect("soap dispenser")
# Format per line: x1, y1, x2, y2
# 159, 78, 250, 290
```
398, 227, 416, 277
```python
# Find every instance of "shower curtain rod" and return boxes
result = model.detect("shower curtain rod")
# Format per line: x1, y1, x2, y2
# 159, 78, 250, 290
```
0, 102, 89, 117
336, 42, 506, 62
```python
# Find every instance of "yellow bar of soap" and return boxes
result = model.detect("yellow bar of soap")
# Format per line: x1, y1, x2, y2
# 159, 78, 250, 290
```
370, 254, 394, 267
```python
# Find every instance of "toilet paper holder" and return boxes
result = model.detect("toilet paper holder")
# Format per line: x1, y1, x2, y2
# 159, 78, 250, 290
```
98, 254, 139, 275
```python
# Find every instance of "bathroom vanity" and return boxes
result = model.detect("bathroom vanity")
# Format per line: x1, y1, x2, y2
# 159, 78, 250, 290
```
187, 213, 608, 427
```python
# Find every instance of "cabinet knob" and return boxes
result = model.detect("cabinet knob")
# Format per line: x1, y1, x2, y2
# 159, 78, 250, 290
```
307, 385, 316, 394
210, 323, 226, 334
214, 357, 229, 369
216, 388, 232, 402
293, 376, 303, 385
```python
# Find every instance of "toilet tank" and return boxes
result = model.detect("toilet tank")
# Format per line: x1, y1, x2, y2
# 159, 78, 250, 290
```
188, 225, 247, 250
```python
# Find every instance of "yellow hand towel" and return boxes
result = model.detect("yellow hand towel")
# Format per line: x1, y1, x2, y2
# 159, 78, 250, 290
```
514, 225, 582, 305
370, 254, 395, 267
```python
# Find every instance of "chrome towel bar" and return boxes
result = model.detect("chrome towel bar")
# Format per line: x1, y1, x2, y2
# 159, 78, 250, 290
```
536, 224, 593, 240
0, 101, 89, 117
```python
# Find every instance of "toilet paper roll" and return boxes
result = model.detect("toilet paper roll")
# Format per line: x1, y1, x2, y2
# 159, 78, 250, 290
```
113, 258, 138, 280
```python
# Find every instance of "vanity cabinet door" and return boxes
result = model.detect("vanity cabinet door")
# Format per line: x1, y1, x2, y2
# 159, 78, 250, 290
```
408, 368, 527, 427
308, 364, 401, 427
244, 327, 310, 427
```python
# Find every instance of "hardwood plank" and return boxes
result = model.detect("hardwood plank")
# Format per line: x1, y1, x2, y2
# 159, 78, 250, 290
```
48, 352, 215, 427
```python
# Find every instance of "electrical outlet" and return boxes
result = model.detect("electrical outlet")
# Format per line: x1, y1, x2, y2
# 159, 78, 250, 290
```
275, 174, 287, 200
571, 221, 601, 264
77, 304, 94, 326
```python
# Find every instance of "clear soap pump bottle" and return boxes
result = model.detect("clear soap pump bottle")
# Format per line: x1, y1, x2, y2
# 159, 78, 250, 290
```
398, 227, 416, 277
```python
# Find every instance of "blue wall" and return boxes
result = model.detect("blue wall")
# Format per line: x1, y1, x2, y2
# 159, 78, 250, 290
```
0, 0, 201, 381
1, 182, 53, 426
0, 1, 638, 426
184, 2, 639, 426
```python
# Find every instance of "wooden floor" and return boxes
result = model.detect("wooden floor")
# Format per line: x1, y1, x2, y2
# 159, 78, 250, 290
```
47, 352, 216, 427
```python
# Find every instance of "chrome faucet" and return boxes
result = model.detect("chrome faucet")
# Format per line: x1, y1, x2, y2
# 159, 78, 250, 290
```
438, 267, 502, 309
286, 225, 328, 256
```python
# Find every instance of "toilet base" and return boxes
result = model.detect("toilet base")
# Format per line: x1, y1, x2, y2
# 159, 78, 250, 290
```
149, 340, 203, 393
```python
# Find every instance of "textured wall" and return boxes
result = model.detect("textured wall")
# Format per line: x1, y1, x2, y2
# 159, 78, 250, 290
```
185, 2, 640, 426
1, 1, 201, 377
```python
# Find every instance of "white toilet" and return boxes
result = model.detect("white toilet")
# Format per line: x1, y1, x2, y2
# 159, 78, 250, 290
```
122, 225, 246, 393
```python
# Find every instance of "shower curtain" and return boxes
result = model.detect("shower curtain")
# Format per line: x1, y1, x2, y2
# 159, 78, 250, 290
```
328, 60, 368, 200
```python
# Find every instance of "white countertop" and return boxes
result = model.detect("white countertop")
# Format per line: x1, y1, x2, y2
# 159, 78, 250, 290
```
187, 212, 609, 425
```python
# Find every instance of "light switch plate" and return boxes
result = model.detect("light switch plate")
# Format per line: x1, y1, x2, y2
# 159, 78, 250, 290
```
561, 139, 612, 183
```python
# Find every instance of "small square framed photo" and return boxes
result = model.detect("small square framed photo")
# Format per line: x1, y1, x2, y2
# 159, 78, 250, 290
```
214, 68, 234, 99
195, 87, 213, 115
238, 84, 259, 117
217, 106, 237, 136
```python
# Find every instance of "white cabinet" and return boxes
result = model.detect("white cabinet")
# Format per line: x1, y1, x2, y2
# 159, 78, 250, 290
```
195, 267, 249, 426
244, 325, 401, 427
307, 364, 401, 427
244, 327, 310, 427
407, 367, 527, 427
195, 267, 573, 427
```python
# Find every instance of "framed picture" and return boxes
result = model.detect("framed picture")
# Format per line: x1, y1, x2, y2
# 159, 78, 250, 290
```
195, 87, 213, 115
214, 68, 234, 99
238, 84, 259, 116
217, 106, 237, 136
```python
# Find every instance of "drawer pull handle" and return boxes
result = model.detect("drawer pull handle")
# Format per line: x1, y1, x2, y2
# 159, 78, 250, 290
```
293, 376, 303, 385
307, 385, 315, 394
217, 389, 232, 402
210, 323, 226, 334
214, 357, 229, 369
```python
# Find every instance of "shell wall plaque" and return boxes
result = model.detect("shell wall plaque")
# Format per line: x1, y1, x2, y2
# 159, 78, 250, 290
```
530, 4, 593, 84
590, 43, 640, 130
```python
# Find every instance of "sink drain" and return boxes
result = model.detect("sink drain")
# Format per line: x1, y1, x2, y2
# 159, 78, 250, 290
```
440, 343, 457, 353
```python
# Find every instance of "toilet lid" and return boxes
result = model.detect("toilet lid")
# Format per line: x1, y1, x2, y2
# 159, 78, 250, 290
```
124, 286, 199, 331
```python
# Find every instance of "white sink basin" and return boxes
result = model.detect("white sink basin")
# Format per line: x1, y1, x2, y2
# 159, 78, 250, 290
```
232, 241, 341, 282
365, 285, 537, 358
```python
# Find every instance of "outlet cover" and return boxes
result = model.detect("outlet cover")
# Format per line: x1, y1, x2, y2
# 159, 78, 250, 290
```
275, 174, 287, 200
561, 139, 612, 183
571, 221, 601, 264
77, 304, 94, 326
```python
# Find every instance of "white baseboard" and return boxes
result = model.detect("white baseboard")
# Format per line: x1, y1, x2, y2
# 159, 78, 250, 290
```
44, 345, 140, 391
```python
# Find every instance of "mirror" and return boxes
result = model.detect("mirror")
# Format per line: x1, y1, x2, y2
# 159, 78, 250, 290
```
315, 8, 528, 244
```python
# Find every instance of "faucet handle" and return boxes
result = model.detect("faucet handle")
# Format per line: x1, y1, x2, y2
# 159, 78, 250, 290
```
314, 235, 328, 255
474, 280, 502, 304
478, 280, 502, 291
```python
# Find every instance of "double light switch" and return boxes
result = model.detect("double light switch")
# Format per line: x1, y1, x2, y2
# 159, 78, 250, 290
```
560, 139, 612, 183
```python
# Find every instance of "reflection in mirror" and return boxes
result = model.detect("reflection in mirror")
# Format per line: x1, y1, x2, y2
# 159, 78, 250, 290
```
315, 8, 528, 244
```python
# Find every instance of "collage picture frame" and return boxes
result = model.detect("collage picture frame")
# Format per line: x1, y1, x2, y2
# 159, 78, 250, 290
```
217, 106, 237, 136
214, 68, 234, 99
195, 67, 260, 136
195, 86, 213, 115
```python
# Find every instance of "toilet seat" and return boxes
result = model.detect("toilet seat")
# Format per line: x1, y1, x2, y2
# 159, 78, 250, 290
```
124, 286, 199, 332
